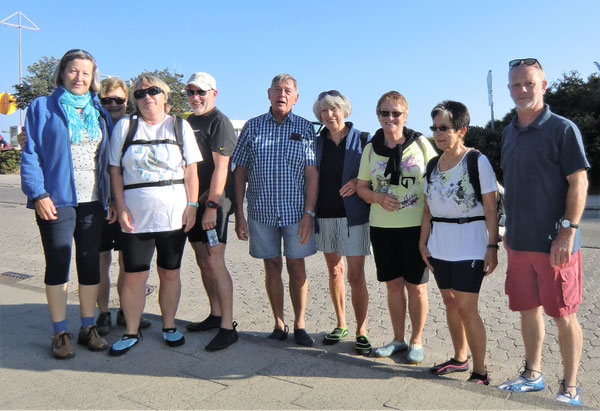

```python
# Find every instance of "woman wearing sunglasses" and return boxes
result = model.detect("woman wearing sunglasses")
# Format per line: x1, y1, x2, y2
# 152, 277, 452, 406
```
108, 75, 202, 355
419, 101, 498, 385
20, 49, 112, 358
95, 77, 153, 336
356, 91, 437, 363
312, 90, 372, 355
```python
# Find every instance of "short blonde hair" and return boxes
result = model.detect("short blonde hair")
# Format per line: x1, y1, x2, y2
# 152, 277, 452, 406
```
99, 77, 129, 99
312, 91, 352, 122
130, 75, 171, 113
376, 91, 408, 117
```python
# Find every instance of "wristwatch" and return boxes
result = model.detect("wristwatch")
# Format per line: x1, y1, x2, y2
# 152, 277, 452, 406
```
205, 200, 219, 209
304, 209, 315, 218
560, 218, 579, 229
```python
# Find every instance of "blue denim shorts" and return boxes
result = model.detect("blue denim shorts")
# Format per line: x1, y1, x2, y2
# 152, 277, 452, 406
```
248, 217, 316, 259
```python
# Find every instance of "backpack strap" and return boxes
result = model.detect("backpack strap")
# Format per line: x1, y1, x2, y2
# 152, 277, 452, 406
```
359, 131, 370, 150
425, 156, 441, 184
173, 115, 185, 163
466, 149, 482, 203
121, 114, 139, 160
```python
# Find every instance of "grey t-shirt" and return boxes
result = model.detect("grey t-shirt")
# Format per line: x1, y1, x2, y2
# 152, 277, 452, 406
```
501, 105, 589, 253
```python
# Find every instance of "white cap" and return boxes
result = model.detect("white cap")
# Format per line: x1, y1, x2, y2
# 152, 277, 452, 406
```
186, 72, 217, 91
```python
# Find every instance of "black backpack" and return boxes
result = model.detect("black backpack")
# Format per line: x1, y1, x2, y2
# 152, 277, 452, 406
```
120, 114, 187, 191
425, 150, 505, 230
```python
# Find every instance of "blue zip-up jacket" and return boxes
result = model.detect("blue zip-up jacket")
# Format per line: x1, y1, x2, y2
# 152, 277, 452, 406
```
20, 87, 112, 210
315, 122, 370, 227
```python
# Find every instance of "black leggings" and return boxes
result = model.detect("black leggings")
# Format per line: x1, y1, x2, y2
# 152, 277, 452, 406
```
36, 202, 105, 286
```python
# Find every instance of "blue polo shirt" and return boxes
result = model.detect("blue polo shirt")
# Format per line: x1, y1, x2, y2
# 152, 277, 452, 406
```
501, 105, 589, 253
232, 109, 316, 227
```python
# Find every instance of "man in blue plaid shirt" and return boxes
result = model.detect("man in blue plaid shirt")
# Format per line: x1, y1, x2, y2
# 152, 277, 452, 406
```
232, 73, 318, 347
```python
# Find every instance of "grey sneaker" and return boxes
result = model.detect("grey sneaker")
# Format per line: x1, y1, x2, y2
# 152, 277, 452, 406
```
117, 309, 151, 329
95, 311, 111, 336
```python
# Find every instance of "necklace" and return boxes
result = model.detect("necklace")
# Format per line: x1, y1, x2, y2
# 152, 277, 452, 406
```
439, 147, 468, 171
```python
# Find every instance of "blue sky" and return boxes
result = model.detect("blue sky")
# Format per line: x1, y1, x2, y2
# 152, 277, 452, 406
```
1, 0, 599, 138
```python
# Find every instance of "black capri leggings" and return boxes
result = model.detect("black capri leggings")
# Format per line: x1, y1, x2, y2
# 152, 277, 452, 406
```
36, 201, 105, 286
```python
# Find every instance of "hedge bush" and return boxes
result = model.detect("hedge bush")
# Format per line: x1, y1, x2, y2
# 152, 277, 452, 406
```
0, 149, 21, 174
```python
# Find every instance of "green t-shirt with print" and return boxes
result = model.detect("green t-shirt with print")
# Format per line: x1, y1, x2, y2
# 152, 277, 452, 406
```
357, 136, 437, 228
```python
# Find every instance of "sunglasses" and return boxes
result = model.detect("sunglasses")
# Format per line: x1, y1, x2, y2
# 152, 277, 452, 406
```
509, 58, 543, 70
186, 89, 208, 97
429, 125, 453, 132
318, 90, 342, 100
379, 110, 403, 118
133, 86, 163, 100
100, 97, 126, 105
64, 48, 95, 59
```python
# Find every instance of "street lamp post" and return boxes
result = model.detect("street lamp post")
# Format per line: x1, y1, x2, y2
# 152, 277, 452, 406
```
1, 11, 40, 126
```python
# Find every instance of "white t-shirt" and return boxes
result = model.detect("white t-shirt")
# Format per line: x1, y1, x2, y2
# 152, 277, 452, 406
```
423, 149, 497, 261
109, 115, 202, 233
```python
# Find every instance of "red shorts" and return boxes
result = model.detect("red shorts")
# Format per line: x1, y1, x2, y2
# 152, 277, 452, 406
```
505, 243, 582, 318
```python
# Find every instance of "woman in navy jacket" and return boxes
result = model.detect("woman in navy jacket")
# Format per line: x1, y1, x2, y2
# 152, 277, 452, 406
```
21, 49, 112, 359
313, 90, 372, 355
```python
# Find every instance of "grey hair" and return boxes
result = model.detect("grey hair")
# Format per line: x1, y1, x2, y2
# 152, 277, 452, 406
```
130, 75, 171, 114
270, 73, 298, 92
312, 93, 352, 122
53, 49, 101, 93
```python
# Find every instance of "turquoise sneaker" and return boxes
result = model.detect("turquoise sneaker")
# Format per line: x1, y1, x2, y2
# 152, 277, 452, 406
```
406, 343, 424, 364
374, 340, 408, 357
163, 328, 185, 347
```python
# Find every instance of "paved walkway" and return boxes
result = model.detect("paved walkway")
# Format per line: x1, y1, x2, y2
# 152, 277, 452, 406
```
1, 173, 598, 409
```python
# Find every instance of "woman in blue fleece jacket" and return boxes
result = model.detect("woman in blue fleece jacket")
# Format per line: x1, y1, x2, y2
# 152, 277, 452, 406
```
20, 49, 112, 359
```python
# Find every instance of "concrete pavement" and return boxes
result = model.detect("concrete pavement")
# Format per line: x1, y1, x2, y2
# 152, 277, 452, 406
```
1, 173, 598, 409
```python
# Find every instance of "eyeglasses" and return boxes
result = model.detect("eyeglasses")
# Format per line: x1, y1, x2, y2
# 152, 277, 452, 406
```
186, 89, 208, 97
378, 110, 403, 118
133, 86, 163, 100
318, 90, 342, 100
100, 97, 126, 105
429, 125, 453, 132
509, 58, 543, 70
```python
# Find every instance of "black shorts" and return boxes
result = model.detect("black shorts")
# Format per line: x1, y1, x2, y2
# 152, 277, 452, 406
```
36, 201, 104, 286
100, 219, 122, 252
120, 229, 187, 272
187, 197, 233, 244
429, 257, 485, 293
370, 226, 428, 284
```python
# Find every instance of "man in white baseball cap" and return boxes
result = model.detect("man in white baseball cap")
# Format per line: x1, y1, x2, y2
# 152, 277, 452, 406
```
184, 72, 239, 351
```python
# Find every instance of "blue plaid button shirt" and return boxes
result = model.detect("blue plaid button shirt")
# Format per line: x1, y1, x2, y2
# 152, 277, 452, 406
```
232, 109, 316, 227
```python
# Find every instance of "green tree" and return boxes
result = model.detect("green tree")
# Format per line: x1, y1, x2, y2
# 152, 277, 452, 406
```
130, 68, 188, 116
545, 70, 600, 191
13, 56, 58, 109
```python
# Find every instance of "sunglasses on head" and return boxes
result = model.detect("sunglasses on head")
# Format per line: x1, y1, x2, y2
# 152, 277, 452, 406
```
133, 86, 163, 100
186, 89, 208, 97
318, 90, 342, 100
379, 110, 403, 118
100, 97, 126, 105
509, 58, 543, 70
429, 125, 453, 132
64, 48, 94, 59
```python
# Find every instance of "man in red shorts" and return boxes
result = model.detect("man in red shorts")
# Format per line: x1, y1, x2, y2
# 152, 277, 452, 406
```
498, 58, 589, 406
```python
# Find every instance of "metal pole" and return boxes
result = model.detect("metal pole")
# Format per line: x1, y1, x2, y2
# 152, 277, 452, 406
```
0, 11, 41, 126
18, 13, 23, 125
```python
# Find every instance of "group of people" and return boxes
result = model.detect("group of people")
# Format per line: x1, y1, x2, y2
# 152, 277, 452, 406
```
20, 49, 589, 406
